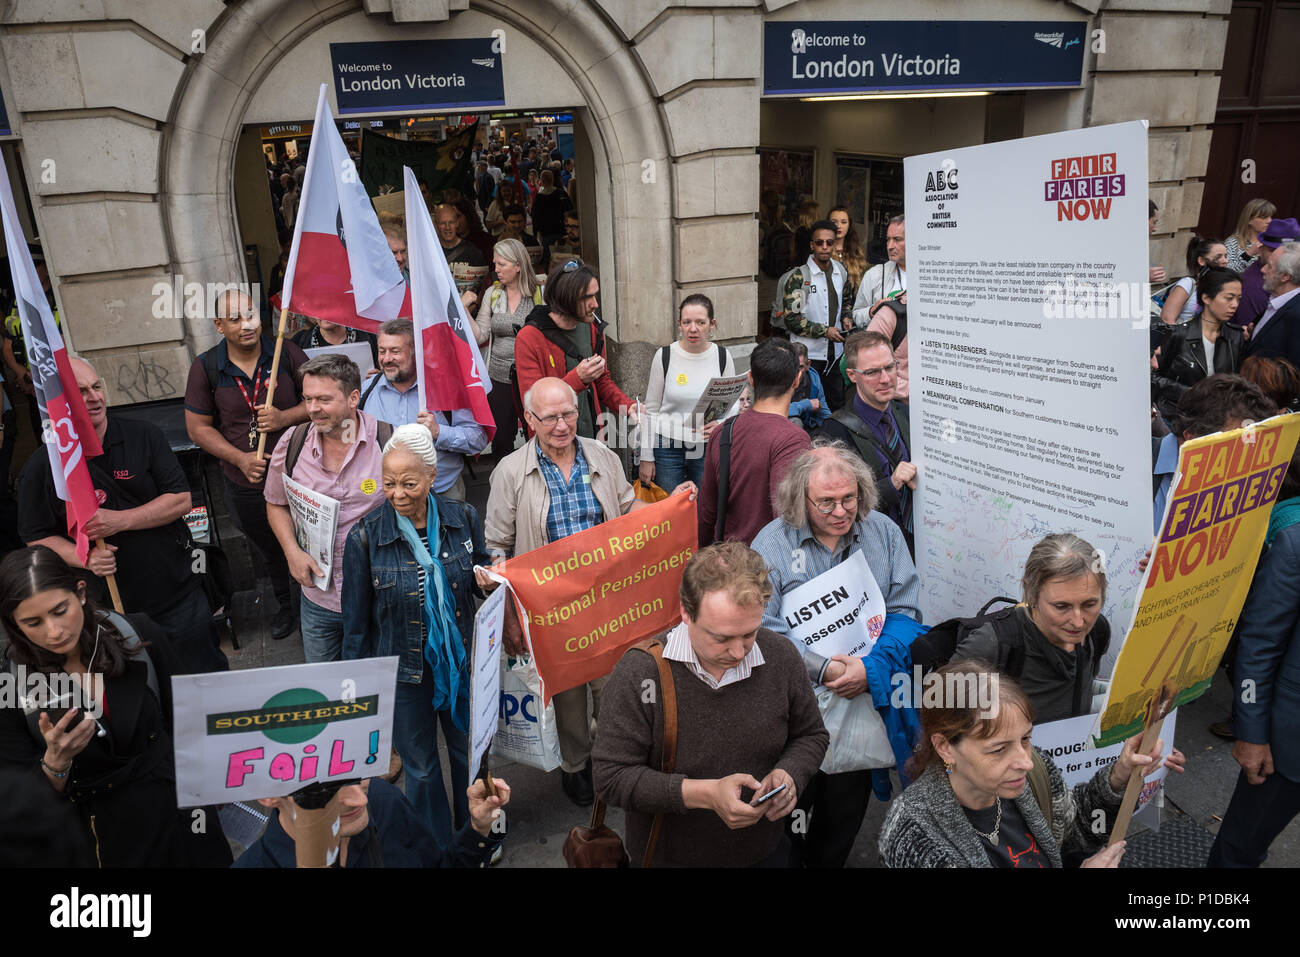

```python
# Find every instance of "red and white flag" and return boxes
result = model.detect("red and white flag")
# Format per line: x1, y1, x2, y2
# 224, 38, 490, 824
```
278, 84, 409, 332
403, 167, 494, 441
0, 173, 102, 562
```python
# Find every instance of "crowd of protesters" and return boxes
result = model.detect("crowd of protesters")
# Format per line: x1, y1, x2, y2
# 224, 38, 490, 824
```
0, 171, 1298, 871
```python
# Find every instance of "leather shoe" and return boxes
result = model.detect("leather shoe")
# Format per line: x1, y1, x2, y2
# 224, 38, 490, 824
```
1208, 720, 1235, 741
562, 761, 594, 807
270, 606, 298, 641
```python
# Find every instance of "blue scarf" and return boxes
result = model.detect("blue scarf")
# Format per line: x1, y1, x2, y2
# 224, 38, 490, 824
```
1266, 495, 1300, 548
395, 494, 468, 731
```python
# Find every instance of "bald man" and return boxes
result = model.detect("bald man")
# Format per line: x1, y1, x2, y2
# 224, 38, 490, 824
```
484, 377, 694, 807
18, 357, 228, 672
185, 288, 309, 641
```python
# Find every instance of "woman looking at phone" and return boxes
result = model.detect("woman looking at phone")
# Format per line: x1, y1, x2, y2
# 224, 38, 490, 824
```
0, 545, 231, 866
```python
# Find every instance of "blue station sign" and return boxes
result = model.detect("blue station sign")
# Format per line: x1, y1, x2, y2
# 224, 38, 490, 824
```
330, 39, 506, 114
763, 20, 1086, 96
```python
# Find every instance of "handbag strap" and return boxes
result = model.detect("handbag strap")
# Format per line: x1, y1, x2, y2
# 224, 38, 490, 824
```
633, 636, 677, 867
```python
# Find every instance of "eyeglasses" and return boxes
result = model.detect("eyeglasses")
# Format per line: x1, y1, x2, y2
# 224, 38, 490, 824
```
807, 495, 858, 515
529, 409, 578, 427
810, 239, 835, 247
850, 361, 899, 380
562, 259, 583, 272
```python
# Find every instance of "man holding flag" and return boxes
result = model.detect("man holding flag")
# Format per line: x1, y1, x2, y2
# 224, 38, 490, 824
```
20, 357, 228, 673
0, 155, 225, 673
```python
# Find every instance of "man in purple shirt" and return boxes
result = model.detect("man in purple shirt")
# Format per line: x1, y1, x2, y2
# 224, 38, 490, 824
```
264, 354, 389, 662
818, 330, 915, 554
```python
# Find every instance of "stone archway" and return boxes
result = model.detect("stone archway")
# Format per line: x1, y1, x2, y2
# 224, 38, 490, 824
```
159, 0, 673, 355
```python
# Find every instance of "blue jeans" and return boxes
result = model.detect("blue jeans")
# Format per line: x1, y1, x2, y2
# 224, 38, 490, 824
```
394, 664, 470, 848
653, 438, 706, 493
300, 595, 343, 662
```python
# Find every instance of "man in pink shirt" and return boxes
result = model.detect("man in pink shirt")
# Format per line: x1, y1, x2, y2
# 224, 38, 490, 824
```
265, 354, 390, 661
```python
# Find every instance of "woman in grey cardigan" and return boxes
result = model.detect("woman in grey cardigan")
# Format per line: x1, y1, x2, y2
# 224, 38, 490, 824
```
879, 661, 1182, 868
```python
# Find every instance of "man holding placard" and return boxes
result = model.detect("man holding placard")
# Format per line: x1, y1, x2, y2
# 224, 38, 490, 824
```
265, 355, 390, 662
751, 442, 919, 867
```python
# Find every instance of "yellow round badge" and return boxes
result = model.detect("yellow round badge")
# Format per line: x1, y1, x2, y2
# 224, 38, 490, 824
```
361, 478, 378, 495
675, 373, 688, 386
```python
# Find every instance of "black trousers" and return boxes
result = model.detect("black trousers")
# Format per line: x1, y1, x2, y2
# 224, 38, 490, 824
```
1208, 767, 1300, 867
787, 768, 872, 868
149, 582, 229, 673
488, 376, 520, 461
223, 479, 292, 608
810, 356, 846, 412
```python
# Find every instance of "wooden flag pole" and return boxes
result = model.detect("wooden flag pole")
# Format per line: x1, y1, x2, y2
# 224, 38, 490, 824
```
255, 304, 291, 460
1107, 713, 1166, 847
96, 537, 124, 613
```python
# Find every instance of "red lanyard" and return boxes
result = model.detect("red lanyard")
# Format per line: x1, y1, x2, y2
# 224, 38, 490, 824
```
234, 367, 265, 417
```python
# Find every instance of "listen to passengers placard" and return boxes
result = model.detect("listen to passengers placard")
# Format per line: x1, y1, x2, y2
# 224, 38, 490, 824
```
330, 39, 505, 114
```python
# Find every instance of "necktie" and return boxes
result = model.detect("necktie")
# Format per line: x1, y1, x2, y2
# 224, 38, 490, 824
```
886, 412, 913, 533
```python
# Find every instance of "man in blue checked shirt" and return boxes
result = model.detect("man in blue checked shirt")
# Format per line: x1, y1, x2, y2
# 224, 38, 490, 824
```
484, 377, 697, 808
751, 442, 920, 867
358, 318, 486, 503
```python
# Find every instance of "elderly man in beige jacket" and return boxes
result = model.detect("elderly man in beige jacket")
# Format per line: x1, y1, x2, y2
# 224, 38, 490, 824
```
484, 377, 695, 807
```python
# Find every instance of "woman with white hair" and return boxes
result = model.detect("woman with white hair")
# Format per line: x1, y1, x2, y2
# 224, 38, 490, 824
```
341, 422, 490, 852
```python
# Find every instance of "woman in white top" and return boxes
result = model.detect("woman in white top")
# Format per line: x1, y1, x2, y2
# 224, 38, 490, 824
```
473, 238, 542, 460
638, 295, 736, 492
1161, 236, 1228, 326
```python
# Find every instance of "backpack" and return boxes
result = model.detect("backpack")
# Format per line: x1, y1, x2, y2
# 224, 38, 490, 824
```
283, 418, 394, 479
910, 596, 1112, 691
659, 344, 728, 379
760, 223, 796, 279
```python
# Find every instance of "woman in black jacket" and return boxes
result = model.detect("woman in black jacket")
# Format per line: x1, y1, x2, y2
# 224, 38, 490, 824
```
0, 546, 231, 867
1153, 267, 1244, 422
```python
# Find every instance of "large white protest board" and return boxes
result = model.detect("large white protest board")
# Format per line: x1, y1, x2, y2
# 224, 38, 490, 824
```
908, 121, 1152, 650
470, 586, 507, 784
173, 658, 398, 807
778, 550, 886, 659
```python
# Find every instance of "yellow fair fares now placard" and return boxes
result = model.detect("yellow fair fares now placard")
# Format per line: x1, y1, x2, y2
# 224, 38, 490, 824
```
1095, 414, 1300, 747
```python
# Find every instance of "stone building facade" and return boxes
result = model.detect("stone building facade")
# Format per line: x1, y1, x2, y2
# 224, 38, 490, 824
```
0, 0, 1230, 405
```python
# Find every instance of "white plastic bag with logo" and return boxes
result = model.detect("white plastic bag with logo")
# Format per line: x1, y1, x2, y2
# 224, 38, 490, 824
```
817, 689, 895, 774
490, 655, 562, 772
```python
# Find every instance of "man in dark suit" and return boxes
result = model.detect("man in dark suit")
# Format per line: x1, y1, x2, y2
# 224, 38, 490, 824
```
1208, 518, 1300, 866
1243, 219, 1300, 366
818, 330, 914, 553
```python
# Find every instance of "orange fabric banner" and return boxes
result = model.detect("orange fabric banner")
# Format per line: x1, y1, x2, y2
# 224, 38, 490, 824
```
498, 492, 697, 703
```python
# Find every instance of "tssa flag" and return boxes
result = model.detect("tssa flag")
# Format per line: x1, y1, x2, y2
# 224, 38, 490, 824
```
279, 83, 410, 332
0, 173, 101, 562
403, 166, 494, 440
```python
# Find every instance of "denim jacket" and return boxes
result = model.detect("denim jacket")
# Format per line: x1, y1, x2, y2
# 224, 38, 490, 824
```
341, 497, 489, 684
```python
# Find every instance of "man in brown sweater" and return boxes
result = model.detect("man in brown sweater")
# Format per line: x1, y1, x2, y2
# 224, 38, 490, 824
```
592, 543, 828, 867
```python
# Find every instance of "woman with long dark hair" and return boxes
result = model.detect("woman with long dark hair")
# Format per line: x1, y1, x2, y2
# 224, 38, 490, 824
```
1154, 267, 1245, 421
0, 545, 231, 866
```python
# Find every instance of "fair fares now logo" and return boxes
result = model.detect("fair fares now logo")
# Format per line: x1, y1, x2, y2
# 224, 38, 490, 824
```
1044, 152, 1125, 222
